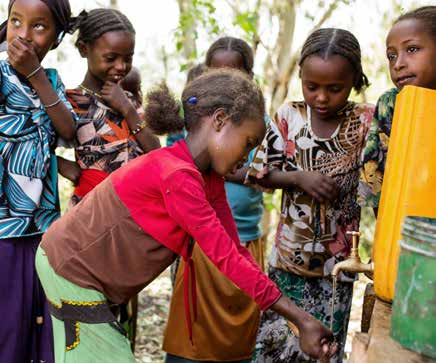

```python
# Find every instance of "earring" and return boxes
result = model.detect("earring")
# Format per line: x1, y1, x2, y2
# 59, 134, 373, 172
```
56, 31, 65, 44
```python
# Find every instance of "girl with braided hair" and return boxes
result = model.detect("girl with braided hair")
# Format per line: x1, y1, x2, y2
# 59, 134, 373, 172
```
164, 36, 269, 363
360, 5, 436, 213
36, 68, 337, 362
247, 28, 374, 363
0, 0, 77, 361
56, 8, 160, 351
57, 8, 160, 207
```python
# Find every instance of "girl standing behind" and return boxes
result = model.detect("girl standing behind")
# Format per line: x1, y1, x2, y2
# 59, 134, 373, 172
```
0, 0, 76, 361
163, 37, 266, 363
248, 28, 374, 363
58, 9, 159, 206
360, 6, 436, 213
36, 68, 336, 363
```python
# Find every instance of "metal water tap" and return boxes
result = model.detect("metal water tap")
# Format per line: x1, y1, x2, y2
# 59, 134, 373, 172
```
331, 231, 374, 277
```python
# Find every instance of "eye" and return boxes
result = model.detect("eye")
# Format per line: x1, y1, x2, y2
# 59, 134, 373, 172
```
9, 18, 21, 27
104, 56, 116, 62
306, 84, 317, 91
387, 53, 397, 61
124, 56, 133, 63
329, 86, 343, 93
407, 46, 419, 53
34, 23, 46, 31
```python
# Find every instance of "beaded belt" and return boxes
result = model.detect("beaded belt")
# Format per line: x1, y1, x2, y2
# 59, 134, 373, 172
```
48, 299, 126, 351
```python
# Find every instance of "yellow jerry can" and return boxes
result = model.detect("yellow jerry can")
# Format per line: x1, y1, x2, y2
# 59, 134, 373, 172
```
373, 85, 436, 302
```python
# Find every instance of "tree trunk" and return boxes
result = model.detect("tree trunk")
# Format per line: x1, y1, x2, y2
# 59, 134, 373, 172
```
267, 0, 343, 114
264, 0, 297, 115
177, 0, 198, 68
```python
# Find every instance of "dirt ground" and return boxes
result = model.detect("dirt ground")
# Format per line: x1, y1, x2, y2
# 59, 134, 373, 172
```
134, 269, 370, 363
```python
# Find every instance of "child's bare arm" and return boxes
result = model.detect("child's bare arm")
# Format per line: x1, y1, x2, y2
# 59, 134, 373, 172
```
254, 169, 338, 202
101, 81, 160, 152
57, 156, 81, 186
225, 166, 249, 184
8, 38, 76, 140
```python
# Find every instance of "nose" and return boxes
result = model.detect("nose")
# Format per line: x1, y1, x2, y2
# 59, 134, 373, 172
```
114, 59, 127, 73
393, 52, 406, 72
316, 89, 328, 104
17, 25, 32, 42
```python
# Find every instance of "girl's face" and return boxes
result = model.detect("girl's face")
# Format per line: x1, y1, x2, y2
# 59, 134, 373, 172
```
209, 50, 246, 73
300, 54, 354, 120
6, 0, 57, 61
208, 112, 266, 176
80, 31, 135, 85
386, 19, 436, 90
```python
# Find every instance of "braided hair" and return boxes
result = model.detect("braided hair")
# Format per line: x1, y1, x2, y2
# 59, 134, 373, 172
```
299, 28, 369, 92
145, 68, 265, 135
205, 37, 254, 76
394, 6, 436, 40
75, 8, 135, 47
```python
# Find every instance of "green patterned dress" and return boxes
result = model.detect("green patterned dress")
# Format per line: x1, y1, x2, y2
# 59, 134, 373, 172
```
359, 88, 399, 208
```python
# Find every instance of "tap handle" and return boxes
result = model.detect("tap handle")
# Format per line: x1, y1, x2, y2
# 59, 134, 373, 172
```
346, 231, 361, 249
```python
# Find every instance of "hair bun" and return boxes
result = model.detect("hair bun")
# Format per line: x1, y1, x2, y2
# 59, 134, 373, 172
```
68, 10, 88, 34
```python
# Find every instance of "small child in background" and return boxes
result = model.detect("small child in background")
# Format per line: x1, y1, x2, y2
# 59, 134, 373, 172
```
247, 28, 374, 363
57, 8, 159, 206
163, 37, 268, 363
0, 0, 76, 361
120, 66, 143, 105
36, 68, 336, 363
360, 5, 436, 214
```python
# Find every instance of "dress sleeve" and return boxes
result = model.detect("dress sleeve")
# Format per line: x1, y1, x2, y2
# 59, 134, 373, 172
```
359, 92, 395, 208
51, 70, 78, 148
162, 170, 282, 310
245, 104, 292, 191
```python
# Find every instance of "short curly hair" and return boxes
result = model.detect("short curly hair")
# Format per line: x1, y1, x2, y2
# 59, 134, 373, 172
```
145, 68, 265, 135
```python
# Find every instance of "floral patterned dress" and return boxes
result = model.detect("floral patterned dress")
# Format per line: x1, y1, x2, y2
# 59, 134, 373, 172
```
65, 88, 144, 206
247, 101, 374, 363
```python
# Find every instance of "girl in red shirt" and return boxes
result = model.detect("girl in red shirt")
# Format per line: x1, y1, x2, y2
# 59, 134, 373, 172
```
36, 68, 336, 362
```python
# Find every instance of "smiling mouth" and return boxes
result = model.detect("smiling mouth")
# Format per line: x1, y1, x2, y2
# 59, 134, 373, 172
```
396, 75, 416, 87
110, 75, 124, 82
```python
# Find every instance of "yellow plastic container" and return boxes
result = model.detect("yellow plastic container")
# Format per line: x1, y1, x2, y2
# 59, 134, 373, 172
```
373, 86, 436, 302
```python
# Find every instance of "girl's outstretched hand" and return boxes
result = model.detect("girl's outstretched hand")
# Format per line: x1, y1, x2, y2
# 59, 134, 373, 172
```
101, 81, 134, 117
294, 171, 338, 202
298, 315, 337, 361
7, 38, 40, 77
271, 295, 337, 361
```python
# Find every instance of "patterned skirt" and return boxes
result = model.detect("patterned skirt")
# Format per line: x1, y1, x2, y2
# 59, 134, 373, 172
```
253, 267, 353, 363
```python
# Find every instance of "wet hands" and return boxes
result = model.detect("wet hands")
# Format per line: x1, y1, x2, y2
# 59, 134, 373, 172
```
299, 315, 337, 362
101, 81, 134, 117
7, 37, 41, 78
295, 171, 338, 202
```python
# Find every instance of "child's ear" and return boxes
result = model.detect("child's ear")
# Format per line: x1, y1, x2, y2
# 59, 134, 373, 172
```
212, 108, 228, 131
77, 40, 88, 58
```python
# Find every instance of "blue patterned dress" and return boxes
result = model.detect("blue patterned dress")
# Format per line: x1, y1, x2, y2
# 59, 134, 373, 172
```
0, 59, 76, 362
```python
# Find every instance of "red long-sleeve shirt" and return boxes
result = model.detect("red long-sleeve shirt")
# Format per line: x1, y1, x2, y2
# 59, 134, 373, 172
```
42, 140, 281, 338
